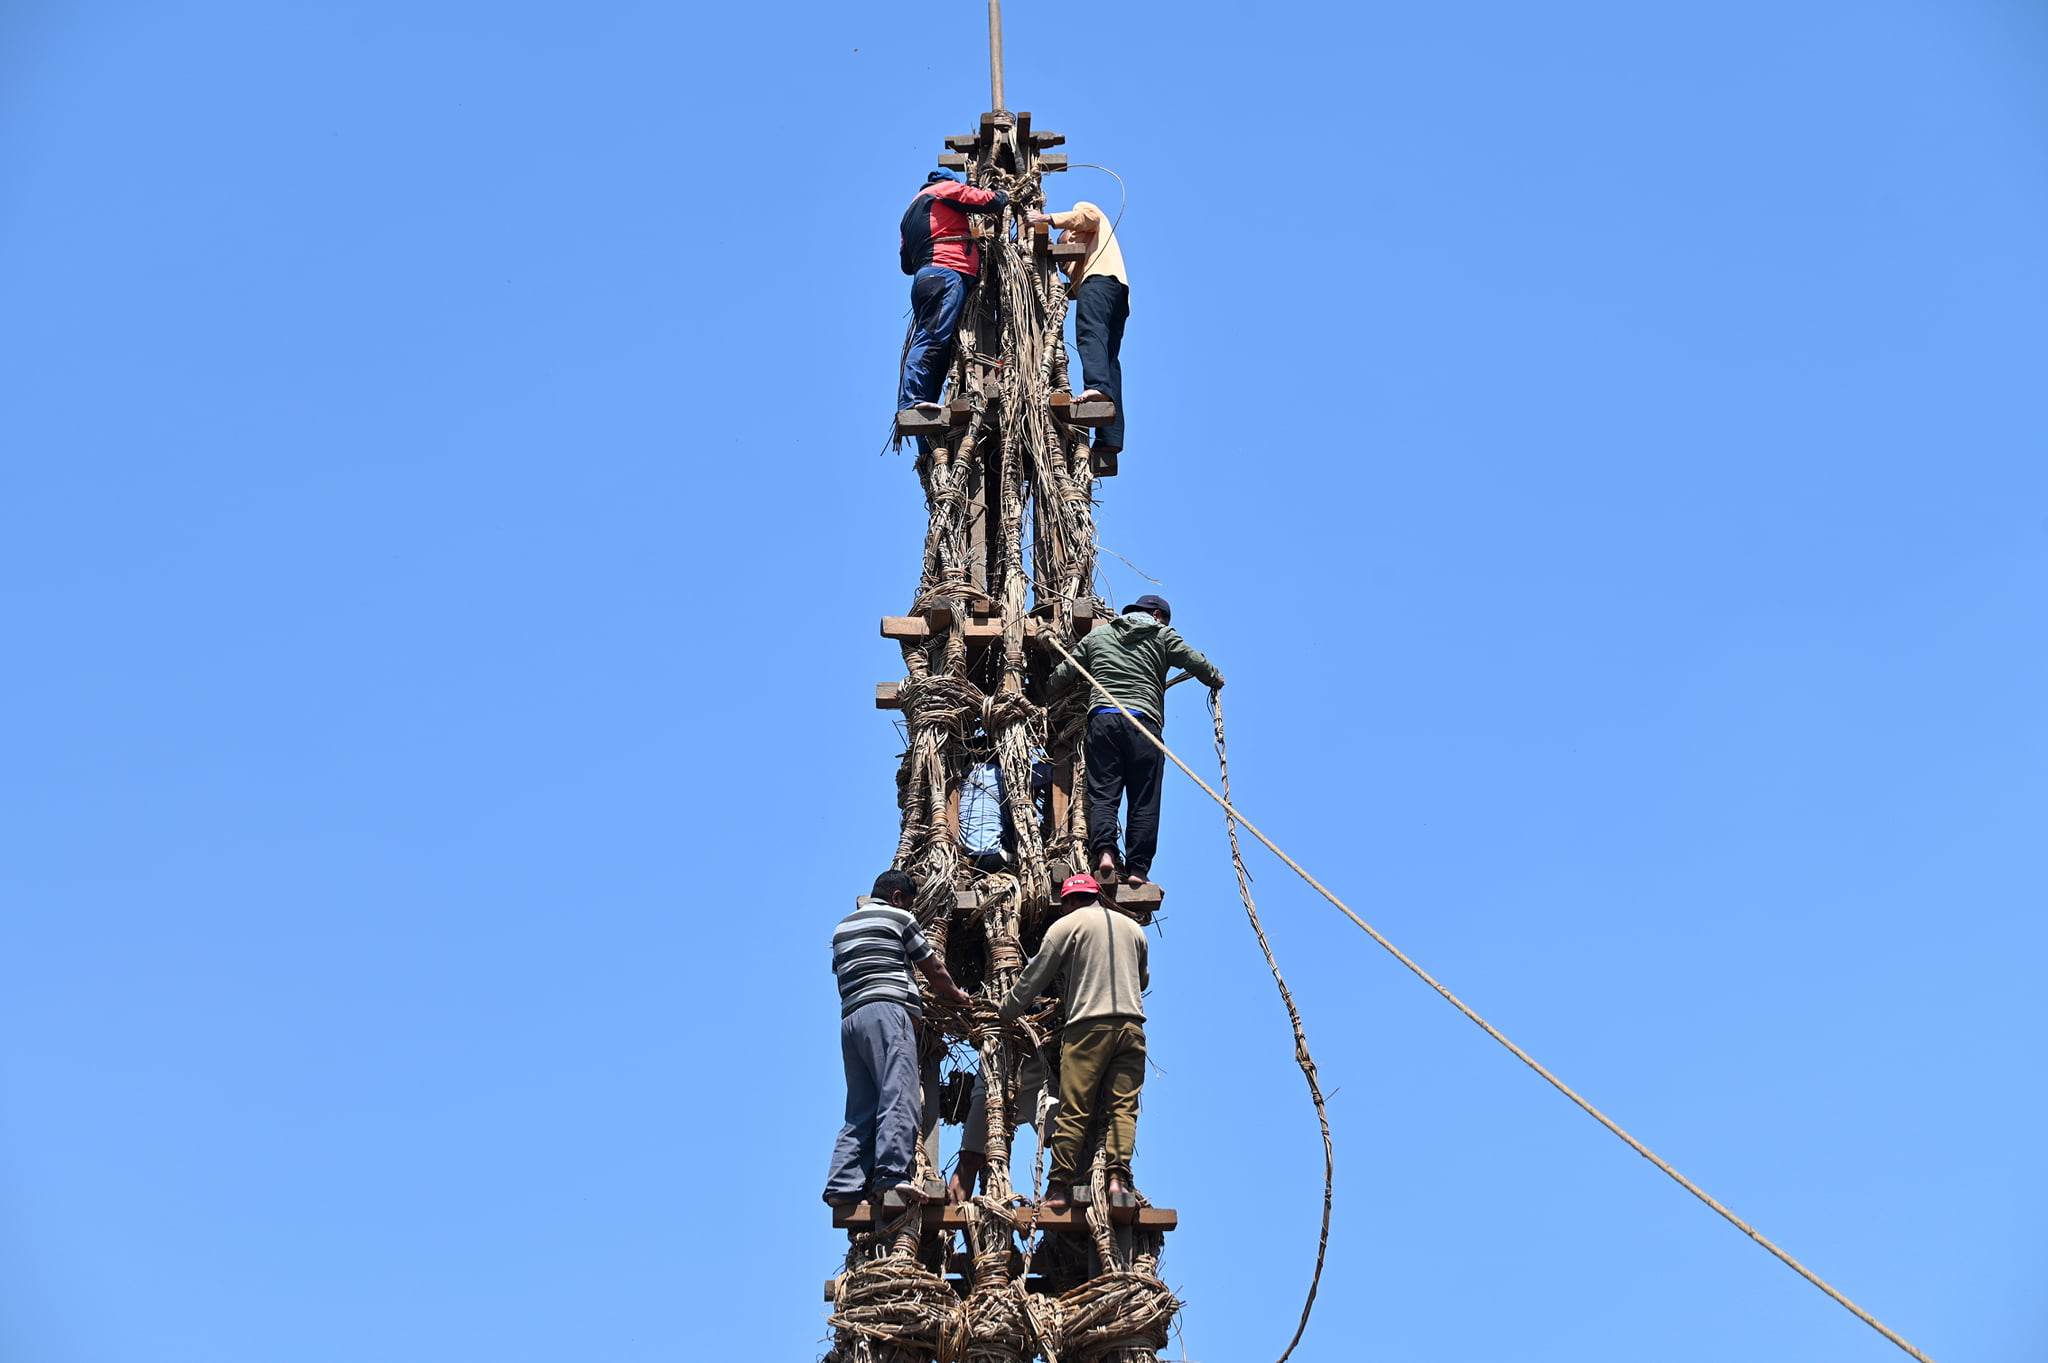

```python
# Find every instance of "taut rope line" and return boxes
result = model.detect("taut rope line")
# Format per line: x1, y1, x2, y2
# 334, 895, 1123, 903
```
1042, 633, 1937, 1363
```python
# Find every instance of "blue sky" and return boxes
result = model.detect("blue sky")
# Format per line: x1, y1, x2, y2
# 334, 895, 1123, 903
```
3, 1, 2044, 1359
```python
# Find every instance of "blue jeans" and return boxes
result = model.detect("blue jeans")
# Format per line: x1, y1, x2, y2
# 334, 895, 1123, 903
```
898, 266, 972, 409
822, 1001, 922, 1199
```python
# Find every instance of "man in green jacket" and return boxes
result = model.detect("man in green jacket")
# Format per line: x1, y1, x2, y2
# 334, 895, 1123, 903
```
1047, 595, 1223, 886
999, 873, 1149, 1209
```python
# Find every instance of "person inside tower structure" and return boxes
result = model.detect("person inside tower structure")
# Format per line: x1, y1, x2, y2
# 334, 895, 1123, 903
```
1046, 595, 1224, 887
998, 873, 1149, 1210
897, 170, 1009, 427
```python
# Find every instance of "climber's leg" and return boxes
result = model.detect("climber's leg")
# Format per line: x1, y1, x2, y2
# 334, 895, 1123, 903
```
1046, 1019, 1113, 1188
1120, 714, 1165, 882
865, 1002, 924, 1193
1083, 708, 1127, 876
1074, 275, 1130, 452
823, 1005, 884, 1201
1101, 1021, 1147, 1186
899, 265, 971, 411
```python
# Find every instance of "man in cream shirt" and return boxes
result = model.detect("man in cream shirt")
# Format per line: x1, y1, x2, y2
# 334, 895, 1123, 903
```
1029, 201, 1130, 460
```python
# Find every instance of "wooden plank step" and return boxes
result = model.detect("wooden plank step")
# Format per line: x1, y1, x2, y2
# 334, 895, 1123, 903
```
1035, 153, 1068, 174
944, 134, 980, 152
1030, 130, 1066, 149
1049, 392, 1116, 427
876, 682, 903, 711
1050, 241, 1089, 268
937, 153, 970, 171
895, 400, 974, 439
832, 1201, 1176, 1232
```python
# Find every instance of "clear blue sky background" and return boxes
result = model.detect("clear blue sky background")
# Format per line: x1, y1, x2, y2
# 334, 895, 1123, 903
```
3, 2, 2043, 1360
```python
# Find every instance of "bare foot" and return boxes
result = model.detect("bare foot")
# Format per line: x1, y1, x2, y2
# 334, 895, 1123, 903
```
1123, 872, 1147, 887
1041, 1182, 1072, 1212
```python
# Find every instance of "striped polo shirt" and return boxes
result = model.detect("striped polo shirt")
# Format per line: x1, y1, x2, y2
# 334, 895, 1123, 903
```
831, 896, 934, 1018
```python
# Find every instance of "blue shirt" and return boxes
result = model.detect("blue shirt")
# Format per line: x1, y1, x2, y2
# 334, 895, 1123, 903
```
960, 762, 1005, 857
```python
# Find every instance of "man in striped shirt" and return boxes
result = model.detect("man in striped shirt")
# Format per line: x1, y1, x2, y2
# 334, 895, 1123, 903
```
823, 869, 972, 1207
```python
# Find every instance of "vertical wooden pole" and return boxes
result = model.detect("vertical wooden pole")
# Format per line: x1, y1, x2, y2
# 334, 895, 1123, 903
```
987, 0, 1006, 111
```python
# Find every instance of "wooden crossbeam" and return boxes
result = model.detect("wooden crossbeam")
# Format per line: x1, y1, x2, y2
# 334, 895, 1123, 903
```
944, 134, 980, 152
1035, 153, 1068, 174
1030, 130, 1066, 149
1050, 241, 1089, 269
881, 614, 1029, 643
876, 682, 903, 711
937, 153, 970, 172
879, 612, 1098, 646
831, 1201, 1177, 1232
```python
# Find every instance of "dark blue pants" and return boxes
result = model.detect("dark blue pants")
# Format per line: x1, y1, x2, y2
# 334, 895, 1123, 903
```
1085, 708, 1163, 878
1074, 276, 1130, 453
898, 266, 972, 409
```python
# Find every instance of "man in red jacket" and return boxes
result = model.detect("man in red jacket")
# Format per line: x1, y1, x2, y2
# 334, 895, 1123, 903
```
897, 171, 1009, 421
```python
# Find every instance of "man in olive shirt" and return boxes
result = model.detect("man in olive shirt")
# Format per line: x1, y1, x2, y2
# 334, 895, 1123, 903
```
998, 873, 1149, 1210
1047, 594, 1224, 886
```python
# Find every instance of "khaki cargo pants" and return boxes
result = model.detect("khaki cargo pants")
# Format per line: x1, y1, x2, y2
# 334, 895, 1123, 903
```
1046, 1018, 1146, 1184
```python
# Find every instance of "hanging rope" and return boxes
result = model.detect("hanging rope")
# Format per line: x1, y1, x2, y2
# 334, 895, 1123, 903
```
1042, 633, 1938, 1363
1208, 689, 1332, 1363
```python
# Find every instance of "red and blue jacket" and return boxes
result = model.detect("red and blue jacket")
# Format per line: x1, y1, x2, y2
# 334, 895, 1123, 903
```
899, 178, 1009, 277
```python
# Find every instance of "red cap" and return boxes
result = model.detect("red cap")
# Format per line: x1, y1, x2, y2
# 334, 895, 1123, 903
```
1059, 873, 1101, 900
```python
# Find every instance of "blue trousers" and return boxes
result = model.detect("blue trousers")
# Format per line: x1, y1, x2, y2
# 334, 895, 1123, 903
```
897, 266, 972, 409
1074, 276, 1129, 452
823, 1001, 922, 1199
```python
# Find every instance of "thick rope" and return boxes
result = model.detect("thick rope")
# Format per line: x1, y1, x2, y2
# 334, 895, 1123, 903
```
1208, 690, 1332, 1363
1042, 632, 1937, 1363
